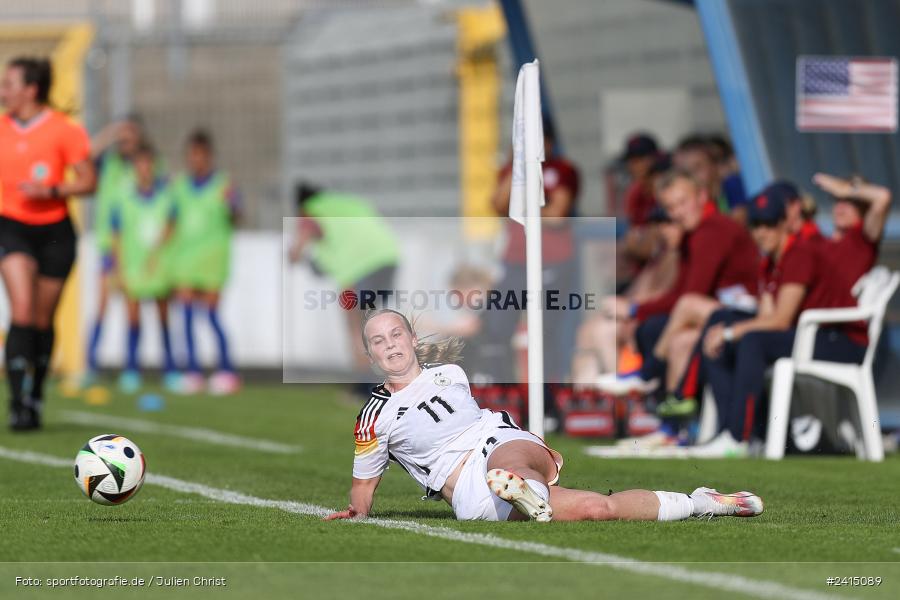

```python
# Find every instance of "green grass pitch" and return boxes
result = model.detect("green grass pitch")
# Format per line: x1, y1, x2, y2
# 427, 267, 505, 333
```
0, 382, 898, 599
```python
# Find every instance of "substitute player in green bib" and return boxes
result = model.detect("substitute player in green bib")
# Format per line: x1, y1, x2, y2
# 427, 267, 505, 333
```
171, 129, 241, 395
110, 142, 179, 393
289, 183, 399, 387
86, 115, 163, 383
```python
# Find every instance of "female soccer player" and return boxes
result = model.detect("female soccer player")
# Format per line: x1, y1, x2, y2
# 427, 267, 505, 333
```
0, 57, 96, 430
110, 143, 179, 393
325, 309, 764, 522
170, 129, 240, 395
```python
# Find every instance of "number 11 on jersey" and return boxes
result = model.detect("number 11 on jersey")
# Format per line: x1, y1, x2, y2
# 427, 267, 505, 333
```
417, 396, 455, 423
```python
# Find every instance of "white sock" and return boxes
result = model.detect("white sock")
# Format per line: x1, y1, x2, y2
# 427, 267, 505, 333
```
525, 479, 550, 503
654, 491, 693, 521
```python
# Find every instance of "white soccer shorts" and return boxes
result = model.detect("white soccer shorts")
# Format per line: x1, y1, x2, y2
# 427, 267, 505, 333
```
451, 412, 563, 521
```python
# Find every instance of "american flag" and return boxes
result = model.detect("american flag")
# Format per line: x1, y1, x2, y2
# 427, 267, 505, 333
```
796, 56, 898, 132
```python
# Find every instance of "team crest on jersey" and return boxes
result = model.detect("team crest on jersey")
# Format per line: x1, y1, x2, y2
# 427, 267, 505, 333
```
30, 162, 49, 182
433, 374, 450, 387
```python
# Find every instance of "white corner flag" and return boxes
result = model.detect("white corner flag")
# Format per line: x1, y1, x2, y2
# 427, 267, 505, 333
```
509, 59, 545, 438
509, 60, 546, 225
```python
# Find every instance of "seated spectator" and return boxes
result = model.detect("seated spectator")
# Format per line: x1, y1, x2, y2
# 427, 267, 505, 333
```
597, 168, 759, 396
623, 203, 681, 303
617, 134, 663, 289
673, 135, 724, 213
622, 133, 661, 227
658, 181, 818, 417
572, 206, 681, 387
813, 173, 892, 285
484, 128, 579, 384
692, 190, 868, 457
707, 134, 749, 223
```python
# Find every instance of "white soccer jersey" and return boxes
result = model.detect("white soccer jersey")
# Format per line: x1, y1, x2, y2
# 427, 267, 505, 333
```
353, 364, 499, 495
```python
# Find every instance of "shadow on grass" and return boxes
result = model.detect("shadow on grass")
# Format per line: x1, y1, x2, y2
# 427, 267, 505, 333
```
374, 509, 458, 520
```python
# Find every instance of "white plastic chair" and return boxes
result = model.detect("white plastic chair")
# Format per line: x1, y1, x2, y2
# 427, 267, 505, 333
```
765, 267, 900, 462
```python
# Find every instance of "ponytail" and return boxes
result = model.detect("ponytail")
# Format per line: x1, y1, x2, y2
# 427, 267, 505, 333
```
414, 335, 465, 366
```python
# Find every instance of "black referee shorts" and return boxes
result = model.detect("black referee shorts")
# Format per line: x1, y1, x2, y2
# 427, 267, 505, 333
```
0, 216, 77, 279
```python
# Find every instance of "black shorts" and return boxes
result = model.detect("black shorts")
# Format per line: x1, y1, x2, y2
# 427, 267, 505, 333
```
0, 216, 77, 279
351, 264, 397, 306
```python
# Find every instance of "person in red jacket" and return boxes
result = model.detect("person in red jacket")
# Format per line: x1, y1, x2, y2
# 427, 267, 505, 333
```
693, 189, 867, 457
812, 172, 891, 286
658, 181, 822, 419
621, 133, 660, 227
657, 176, 887, 424
598, 168, 758, 395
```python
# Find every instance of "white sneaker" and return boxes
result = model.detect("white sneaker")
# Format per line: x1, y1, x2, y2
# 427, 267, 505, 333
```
595, 373, 658, 396
688, 431, 748, 458
487, 469, 552, 522
690, 486, 764, 518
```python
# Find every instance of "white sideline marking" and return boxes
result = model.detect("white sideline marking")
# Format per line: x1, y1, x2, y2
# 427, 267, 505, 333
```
60, 410, 302, 455
584, 445, 691, 459
0, 446, 837, 600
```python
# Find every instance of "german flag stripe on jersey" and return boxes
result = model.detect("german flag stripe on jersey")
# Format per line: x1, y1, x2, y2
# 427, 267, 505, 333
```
354, 388, 389, 444
354, 438, 379, 456
354, 399, 386, 442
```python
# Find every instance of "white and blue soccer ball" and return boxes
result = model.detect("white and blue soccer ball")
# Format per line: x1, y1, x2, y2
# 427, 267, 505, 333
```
74, 434, 146, 505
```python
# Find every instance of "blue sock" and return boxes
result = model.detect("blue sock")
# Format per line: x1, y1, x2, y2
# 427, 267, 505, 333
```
161, 320, 176, 373
208, 307, 233, 373
183, 302, 200, 373
127, 325, 140, 372
87, 319, 103, 372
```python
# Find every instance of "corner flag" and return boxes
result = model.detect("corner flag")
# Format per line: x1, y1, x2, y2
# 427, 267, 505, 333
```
509, 60, 545, 225
509, 59, 546, 438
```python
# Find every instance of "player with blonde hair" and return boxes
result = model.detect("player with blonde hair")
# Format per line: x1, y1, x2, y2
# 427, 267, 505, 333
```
325, 308, 764, 522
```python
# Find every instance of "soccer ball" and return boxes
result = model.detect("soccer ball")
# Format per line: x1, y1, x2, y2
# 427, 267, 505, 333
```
74, 434, 146, 505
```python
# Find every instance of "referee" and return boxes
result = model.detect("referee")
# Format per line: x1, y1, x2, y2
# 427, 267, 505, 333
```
0, 57, 96, 430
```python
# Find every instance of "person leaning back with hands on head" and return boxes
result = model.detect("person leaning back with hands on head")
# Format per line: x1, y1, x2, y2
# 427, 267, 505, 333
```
812, 172, 891, 285
325, 308, 764, 523
0, 57, 95, 431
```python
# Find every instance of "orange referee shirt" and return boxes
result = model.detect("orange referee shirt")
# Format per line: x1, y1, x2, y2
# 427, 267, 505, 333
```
0, 109, 91, 225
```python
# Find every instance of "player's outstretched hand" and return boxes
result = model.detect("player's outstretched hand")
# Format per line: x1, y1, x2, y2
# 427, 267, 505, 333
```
324, 505, 359, 521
